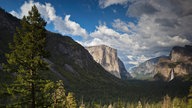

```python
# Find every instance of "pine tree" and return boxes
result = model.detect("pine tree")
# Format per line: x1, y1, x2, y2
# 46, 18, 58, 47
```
3, 5, 49, 107
66, 92, 77, 108
52, 80, 67, 107
172, 97, 181, 108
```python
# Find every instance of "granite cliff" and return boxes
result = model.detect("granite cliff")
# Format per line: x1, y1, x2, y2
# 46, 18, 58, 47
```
154, 45, 192, 81
86, 45, 131, 79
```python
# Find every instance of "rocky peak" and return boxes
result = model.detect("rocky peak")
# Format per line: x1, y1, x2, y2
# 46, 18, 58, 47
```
154, 45, 192, 81
86, 45, 131, 79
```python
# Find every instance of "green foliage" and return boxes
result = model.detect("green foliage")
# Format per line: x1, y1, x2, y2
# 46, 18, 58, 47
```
37, 80, 55, 107
52, 80, 67, 107
2, 5, 51, 107
66, 92, 77, 108
52, 80, 78, 108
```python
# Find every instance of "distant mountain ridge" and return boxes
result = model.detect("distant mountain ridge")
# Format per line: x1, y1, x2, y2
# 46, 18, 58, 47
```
130, 56, 168, 79
86, 45, 131, 79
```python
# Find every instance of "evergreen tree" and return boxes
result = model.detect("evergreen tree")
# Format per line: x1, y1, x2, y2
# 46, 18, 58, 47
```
66, 92, 77, 108
37, 80, 55, 107
3, 5, 49, 107
52, 80, 67, 107
172, 97, 181, 108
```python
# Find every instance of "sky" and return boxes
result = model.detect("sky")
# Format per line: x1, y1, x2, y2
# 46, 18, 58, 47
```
0, 0, 192, 70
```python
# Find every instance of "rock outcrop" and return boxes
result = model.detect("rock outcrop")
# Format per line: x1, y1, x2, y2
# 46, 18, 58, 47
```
154, 45, 192, 81
86, 45, 131, 79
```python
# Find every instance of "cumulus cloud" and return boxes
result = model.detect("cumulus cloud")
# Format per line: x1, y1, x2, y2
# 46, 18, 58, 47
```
10, 10, 20, 18
112, 19, 136, 33
93, 0, 192, 69
79, 23, 151, 69
9, 0, 88, 38
99, 0, 128, 8
9, 0, 192, 70
53, 15, 88, 37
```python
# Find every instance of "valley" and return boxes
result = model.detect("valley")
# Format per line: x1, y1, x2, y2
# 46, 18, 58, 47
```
0, 6, 192, 107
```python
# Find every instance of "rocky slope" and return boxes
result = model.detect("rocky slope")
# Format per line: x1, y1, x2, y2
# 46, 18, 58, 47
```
86, 45, 131, 79
131, 56, 168, 79
154, 45, 192, 81
0, 8, 125, 100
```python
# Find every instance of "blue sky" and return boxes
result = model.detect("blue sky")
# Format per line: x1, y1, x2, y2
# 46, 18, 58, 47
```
0, 0, 192, 70
0, 0, 133, 37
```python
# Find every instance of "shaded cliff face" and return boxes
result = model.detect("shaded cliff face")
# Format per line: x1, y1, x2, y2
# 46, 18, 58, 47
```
131, 56, 168, 80
86, 45, 131, 79
154, 45, 192, 81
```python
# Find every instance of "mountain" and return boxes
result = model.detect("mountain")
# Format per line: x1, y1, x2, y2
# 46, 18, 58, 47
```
0, 8, 191, 103
86, 45, 131, 79
154, 45, 192, 81
130, 56, 168, 80
0, 8, 125, 100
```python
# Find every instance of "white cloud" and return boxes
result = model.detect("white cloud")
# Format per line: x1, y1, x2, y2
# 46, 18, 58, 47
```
99, 0, 128, 8
157, 36, 190, 47
112, 19, 130, 33
9, 0, 88, 38
127, 55, 134, 61
80, 23, 151, 69
89, 24, 139, 51
94, 0, 192, 69
9, 0, 192, 70
53, 15, 88, 37
90, 24, 125, 38
127, 55, 149, 66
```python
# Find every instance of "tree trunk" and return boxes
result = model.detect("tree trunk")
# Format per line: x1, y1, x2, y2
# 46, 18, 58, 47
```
32, 82, 35, 108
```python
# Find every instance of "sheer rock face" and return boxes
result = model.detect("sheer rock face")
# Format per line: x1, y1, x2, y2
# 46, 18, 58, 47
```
86, 45, 131, 79
154, 45, 192, 81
